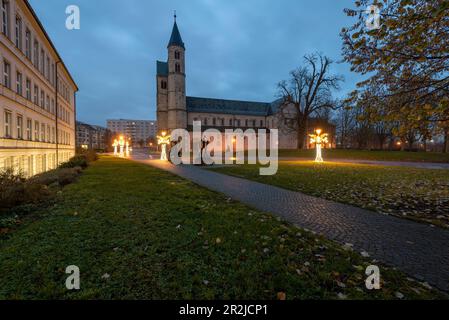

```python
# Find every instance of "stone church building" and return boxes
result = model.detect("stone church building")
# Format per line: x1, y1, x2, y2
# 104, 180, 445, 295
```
156, 18, 335, 149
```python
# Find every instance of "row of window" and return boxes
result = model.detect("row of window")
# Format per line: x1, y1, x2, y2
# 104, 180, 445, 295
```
193, 117, 266, 128
2, 152, 72, 177
3, 109, 71, 145
2, 59, 72, 124
1, 0, 72, 103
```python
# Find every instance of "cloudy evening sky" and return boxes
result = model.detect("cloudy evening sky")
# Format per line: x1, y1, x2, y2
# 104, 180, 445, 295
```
29, 0, 364, 126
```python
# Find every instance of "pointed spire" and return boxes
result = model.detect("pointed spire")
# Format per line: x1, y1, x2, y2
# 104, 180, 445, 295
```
168, 12, 185, 49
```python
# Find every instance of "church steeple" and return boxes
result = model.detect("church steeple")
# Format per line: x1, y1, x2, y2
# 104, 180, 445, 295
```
168, 13, 185, 49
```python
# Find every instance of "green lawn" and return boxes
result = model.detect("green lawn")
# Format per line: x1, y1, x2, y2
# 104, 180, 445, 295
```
0, 157, 444, 299
279, 149, 449, 163
210, 162, 449, 228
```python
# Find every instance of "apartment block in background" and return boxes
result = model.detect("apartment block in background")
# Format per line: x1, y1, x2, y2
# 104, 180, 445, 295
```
107, 119, 157, 146
0, 0, 78, 176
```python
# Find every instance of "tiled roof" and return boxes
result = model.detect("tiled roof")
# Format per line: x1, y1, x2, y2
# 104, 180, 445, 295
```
168, 21, 185, 49
157, 61, 168, 76
186, 96, 273, 116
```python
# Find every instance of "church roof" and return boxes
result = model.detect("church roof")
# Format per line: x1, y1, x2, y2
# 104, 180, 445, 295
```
168, 21, 185, 49
186, 96, 273, 116
157, 61, 168, 76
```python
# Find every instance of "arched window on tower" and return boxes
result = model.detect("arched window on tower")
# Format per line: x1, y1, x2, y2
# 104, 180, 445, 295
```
175, 51, 180, 60
161, 80, 167, 89
175, 63, 181, 73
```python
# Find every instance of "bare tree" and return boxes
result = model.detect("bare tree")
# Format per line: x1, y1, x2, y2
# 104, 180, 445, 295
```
335, 105, 356, 149
277, 53, 343, 149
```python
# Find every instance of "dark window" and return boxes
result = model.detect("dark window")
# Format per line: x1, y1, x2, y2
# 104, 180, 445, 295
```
1, 0, 9, 37
175, 63, 181, 73
15, 15, 22, 50
161, 80, 167, 89
175, 51, 180, 59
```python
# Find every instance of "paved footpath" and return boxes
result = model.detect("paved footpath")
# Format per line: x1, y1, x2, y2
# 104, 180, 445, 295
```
132, 155, 449, 291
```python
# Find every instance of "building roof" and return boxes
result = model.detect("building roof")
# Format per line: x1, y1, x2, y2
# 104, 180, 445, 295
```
168, 21, 185, 49
157, 61, 168, 76
186, 96, 274, 116
23, 0, 78, 91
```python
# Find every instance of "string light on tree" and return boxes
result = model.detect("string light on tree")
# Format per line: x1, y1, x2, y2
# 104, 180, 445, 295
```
157, 131, 171, 161
309, 129, 329, 163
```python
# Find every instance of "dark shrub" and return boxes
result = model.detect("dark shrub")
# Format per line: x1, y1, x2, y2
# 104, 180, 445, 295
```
29, 170, 59, 186
59, 155, 88, 169
57, 168, 80, 186
0, 169, 26, 210
22, 183, 52, 204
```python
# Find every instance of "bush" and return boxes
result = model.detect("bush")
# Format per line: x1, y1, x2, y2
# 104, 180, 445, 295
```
57, 168, 81, 186
0, 169, 26, 210
59, 155, 88, 169
29, 170, 59, 187
59, 150, 98, 170
0, 166, 83, 213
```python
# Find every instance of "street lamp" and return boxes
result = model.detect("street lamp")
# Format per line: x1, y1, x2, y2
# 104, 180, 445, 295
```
112, 139, 119, 156
157, 131, 171, 161
309, 129, 329, 163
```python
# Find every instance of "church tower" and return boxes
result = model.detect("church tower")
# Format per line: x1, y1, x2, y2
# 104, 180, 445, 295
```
167, 14, 187, 131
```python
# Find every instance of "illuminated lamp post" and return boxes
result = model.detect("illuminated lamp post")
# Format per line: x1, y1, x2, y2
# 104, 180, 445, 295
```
157, 131, 171, 161
309, 129, 329, 163
119, 136, 125, 157
112, 139, 119, 156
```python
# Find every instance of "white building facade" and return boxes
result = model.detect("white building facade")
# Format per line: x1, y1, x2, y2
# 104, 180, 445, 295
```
0, 0, 78, 177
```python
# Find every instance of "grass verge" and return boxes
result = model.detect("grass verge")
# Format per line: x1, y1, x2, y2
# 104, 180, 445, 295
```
279, 149, 449, 163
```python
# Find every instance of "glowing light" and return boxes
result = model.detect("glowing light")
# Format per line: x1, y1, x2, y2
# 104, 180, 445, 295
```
157, 132, 171, 161
309, 129, 329, 163
112, 139, 119, 156
118, 136, 125, 157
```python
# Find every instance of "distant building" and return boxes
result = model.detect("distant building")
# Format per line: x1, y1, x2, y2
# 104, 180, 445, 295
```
107, 119, 157, 146
1, 0, 78, 176
76, 121, 110, 150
